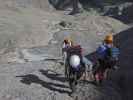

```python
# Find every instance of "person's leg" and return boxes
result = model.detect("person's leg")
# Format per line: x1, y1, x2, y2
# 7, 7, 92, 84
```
104, 68, 109, 80
81, 64, 87, 81
82, 57, 94, 81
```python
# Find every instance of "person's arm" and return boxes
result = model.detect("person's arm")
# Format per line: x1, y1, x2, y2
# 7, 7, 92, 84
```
62, 42, 66, 48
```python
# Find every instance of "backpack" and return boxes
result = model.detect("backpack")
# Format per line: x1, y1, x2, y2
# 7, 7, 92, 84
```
107, 47, 120, 59
97, 44, 108, 59
67, 45, 83, 69
104, 47, 120, 69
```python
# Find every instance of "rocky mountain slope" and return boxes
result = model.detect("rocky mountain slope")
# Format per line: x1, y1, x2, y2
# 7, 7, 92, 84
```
0, 9, 128, 63
0, 0, 132, 100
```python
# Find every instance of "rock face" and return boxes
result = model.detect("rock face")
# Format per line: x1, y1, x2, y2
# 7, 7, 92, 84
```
72, 82, 122, 100
0, 9, 61, 50
0, 0, 132, 100
48, 0, 104, 10
104, 2, 133, 24
112, 27, 133, 100
0, 0, 53, 11
122, 5, 133, 23
0, 61, 73, 100
49, 0, 72, 10
0, 6, 128, 63
49, 0, 133, 23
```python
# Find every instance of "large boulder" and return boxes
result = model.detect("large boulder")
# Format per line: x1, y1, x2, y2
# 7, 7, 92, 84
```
122, 4, 133, 23
102, 2, 133, 24
49, 0, 72, 10
112, 27, 133, 100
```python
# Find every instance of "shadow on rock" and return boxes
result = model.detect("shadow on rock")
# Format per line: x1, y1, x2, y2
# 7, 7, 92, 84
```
39, 69, 68, 82
16, 74, 71, 94
111, 27, 133, 100
114, 27, 133, 69
79, 80, 97, 86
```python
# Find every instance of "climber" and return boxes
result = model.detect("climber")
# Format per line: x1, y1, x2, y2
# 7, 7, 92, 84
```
94, 33, 120, 83
62, 36, 74, 77
63, 40, 93, 81
62, 37, 73, 50
62, 37, 73, 62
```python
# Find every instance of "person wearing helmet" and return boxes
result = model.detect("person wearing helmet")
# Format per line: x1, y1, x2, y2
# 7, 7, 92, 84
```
62, 38, 73, 49
104, 33, 113, 46
68, 44, 93, 81
97, 33, 114, 61
62, 37, 74, 78
95, 33, 120, 82
62, 38, 73, 63
62, 32, 73, 55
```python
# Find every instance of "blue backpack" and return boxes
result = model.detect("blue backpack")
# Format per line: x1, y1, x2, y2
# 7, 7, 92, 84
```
97, 45, 120, 59
109, 47, 120, 59
97, 45, 108, 58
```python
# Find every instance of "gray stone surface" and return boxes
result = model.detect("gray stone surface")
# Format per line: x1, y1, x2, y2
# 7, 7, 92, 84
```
0, 0, 131, 100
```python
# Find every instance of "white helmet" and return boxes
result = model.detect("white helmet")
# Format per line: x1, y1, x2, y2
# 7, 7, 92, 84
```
69, 55, 80, 68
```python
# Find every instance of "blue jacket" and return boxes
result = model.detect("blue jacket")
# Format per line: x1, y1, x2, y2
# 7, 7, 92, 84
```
97, 44, 120, 60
